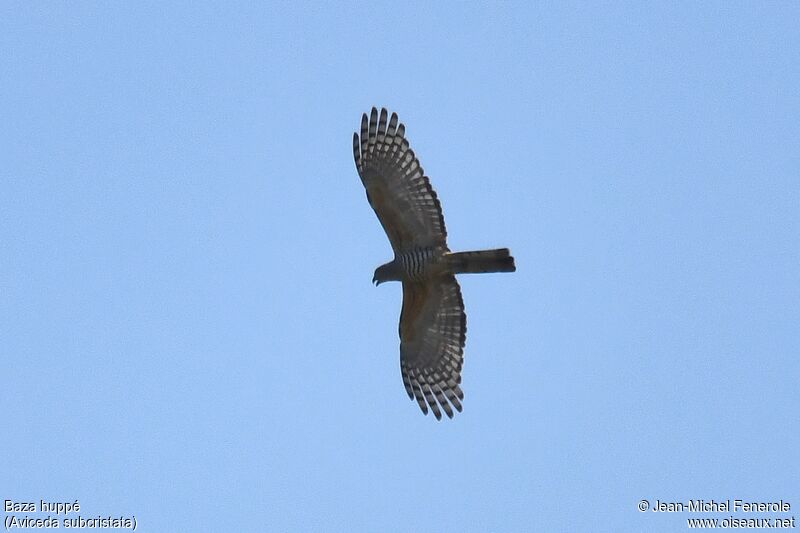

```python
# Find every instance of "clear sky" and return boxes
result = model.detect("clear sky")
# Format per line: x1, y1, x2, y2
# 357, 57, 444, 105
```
2, 2, 798, 532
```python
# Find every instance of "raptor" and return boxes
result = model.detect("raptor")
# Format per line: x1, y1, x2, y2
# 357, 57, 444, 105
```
353, 108, 516, 419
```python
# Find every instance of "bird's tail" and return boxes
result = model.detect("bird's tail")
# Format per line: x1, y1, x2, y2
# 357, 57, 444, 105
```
447, 248, 516, 274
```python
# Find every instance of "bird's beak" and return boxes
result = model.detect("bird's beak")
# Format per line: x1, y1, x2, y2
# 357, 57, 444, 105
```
372, 277, 380, 286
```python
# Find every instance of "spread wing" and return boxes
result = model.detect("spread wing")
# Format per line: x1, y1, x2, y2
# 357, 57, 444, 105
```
399, 276, 466, 419
353, 107, 448, 252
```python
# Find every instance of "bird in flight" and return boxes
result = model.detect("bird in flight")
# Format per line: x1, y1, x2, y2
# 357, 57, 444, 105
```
353, 107, 516, 420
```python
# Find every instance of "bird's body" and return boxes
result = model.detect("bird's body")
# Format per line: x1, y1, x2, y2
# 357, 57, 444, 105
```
353, 107, 515, 420
375, 247, 515, 284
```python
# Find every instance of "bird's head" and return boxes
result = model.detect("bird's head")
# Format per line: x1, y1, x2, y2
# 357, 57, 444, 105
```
372, 266, 386, 286
373, 261, 399, 286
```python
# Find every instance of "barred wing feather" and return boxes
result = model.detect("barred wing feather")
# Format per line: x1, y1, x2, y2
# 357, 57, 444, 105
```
353, 107, 448, 252
399, 276, 466, 419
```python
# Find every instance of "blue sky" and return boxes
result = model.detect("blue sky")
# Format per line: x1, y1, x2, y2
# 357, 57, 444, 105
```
2, 2, 798, 532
